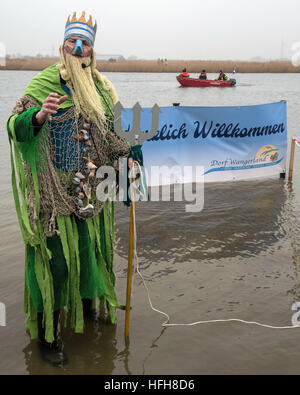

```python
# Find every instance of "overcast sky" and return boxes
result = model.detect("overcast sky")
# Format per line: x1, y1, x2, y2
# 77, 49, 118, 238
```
0, 0, 299, 60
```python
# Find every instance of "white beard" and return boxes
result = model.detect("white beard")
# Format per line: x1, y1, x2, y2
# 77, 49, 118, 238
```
59, 49, 107, 131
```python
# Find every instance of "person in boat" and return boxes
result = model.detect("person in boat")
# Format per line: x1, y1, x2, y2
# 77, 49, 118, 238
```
6, 11, 137, 366
199, 70, 207, 79
217, 70, 228, 81
179, 68, 190, 78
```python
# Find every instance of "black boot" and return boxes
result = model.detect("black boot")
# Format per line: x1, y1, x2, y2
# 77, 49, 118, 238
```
82, 298, 97, 320
37, 310, 68, 366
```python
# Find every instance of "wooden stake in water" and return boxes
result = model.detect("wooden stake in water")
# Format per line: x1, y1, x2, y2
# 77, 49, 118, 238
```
288, 135, 296, 182
125, 176, 136, 346
113, 102, 161, 345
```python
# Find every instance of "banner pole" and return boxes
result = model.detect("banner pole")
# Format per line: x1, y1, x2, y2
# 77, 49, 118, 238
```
125, 178, 135, 346
288, 135, 296, 182
113, 101, 160, 346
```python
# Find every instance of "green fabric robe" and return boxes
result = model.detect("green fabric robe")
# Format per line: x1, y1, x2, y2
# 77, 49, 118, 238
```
7, 64, 124, 343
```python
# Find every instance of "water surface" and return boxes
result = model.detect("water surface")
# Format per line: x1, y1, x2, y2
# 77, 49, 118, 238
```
0, 71, 300, 374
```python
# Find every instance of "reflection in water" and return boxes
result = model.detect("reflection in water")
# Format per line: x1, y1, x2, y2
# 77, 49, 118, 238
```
116, 178, 288, 277
23, 315, 119, 375
116, 346, 132, 375
286, 183, 300, 301
22, 318, 169, 375
142, 327, 167, 375
20, 177, 300, 375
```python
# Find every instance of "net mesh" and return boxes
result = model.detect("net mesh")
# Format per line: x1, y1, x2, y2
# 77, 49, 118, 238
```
15, 96, 129, 238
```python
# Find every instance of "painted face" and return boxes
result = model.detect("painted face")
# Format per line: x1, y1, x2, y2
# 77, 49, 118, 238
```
64, 36, 93, 58
74, 39, 83, 55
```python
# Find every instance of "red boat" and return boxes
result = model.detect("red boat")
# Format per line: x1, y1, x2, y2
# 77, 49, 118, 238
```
176, 75, 236, 87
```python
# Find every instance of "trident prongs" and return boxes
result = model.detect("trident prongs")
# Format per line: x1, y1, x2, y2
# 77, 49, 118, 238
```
114, 101, 161, 146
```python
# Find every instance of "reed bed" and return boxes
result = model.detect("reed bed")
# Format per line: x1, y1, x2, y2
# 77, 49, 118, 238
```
0, 58, 60, 71
98, 60, 300, 73
1, 58, 300, 73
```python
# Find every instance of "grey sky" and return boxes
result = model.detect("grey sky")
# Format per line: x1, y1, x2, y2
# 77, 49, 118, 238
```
1, 0, 299, 60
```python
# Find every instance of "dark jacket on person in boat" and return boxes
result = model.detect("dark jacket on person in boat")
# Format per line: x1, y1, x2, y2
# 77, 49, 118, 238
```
199, 70, 207, 79
218, 71, 228, 81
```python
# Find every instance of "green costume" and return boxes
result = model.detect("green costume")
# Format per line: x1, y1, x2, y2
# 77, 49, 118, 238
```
7, 63, 129, 343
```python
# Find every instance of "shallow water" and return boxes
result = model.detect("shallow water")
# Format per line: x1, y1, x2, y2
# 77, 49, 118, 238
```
0, 71, 300, 375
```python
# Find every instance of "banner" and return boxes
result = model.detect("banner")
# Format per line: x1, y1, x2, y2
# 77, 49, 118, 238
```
121, 101, 287, 185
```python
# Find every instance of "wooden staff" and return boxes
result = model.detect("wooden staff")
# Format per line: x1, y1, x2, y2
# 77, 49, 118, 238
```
288, 135, 296, 182
124, 173, 136, 345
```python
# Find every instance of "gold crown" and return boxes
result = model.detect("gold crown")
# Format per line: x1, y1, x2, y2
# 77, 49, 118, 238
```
66, 11, 97, 32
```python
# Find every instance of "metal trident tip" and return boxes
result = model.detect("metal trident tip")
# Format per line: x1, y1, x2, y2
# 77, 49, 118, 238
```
114, 101, 160, 146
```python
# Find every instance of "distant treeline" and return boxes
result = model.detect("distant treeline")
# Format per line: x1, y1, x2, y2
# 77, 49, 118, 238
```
1, 58, 300, 73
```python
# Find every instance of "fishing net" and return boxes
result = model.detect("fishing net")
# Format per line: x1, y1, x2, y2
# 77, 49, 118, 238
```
9, 91, 130, 341
13, 96, 129, 238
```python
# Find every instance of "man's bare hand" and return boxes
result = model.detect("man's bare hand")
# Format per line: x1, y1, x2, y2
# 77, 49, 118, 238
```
36, 93, 68, 125
128, 157, 134, 168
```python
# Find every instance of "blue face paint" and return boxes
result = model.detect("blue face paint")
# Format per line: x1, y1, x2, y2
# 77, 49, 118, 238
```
74, 39, 83, 55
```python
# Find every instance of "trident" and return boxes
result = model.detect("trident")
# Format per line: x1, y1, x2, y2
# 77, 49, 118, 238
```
114, 101, 161, 345
114, 101, 160, 145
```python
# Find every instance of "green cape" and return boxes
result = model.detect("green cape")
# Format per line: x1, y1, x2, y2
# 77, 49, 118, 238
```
7, 65, 122, 343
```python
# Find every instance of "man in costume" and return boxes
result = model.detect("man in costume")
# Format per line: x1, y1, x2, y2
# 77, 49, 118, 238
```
7, 11, 131, 365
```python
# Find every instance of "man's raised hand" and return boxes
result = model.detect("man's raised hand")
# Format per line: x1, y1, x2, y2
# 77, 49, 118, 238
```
36, 93, 68, 125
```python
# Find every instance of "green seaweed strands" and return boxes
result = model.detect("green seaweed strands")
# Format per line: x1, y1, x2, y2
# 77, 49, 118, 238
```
7, 114, 123, 343
6, 62, 129, 343
8, 114, 56, 342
